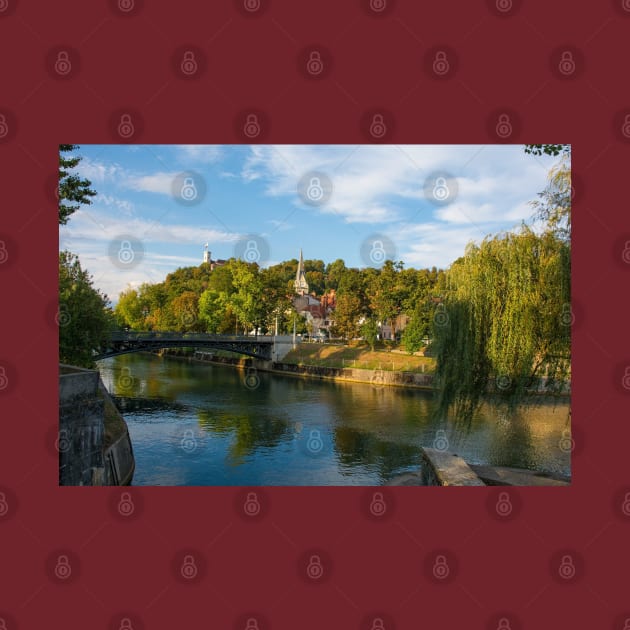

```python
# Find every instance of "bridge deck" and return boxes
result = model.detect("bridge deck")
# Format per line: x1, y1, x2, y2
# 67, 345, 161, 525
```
96, 332, 276, 361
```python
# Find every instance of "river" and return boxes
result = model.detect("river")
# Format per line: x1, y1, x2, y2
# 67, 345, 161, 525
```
97, 353, 571, 486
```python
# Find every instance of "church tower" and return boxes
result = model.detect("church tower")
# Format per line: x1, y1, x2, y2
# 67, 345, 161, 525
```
203, 243, 210, 264
294, 248, 309, 296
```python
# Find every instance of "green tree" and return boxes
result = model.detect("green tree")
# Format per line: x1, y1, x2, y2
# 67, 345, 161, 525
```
115, 287, 146, 330
524, 144, 570, 157
230, 260, 264, 333
433, 228, 570, 421
59, 251, 112, 367
171, 291, 200, 332
199, 288, 232, 333
58, 145, 96, 225
402, 304, 428, 354
360, 318, 379, 351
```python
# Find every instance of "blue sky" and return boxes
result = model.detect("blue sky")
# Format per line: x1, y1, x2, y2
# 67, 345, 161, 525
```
60, 144, 558, 304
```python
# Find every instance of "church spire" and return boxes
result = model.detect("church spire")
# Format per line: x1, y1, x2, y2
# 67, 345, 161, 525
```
294, 248, 309, 296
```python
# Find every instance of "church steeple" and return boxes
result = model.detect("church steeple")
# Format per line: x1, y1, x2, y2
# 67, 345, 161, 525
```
294, 248, 309, 296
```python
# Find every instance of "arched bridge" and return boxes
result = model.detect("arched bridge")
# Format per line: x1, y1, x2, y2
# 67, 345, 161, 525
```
95, 331, 289, 361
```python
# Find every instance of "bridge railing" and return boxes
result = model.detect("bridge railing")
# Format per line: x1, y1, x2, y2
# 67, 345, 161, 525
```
108, 331, 274, 343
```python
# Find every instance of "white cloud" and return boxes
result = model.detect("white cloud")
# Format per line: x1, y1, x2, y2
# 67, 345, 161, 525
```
177, 145, 223, 164
239, 144, 555, 227
126, 171, 178, 195
75, 157, 124, 185
60, 208, 240, 245
97, 194, 134, 215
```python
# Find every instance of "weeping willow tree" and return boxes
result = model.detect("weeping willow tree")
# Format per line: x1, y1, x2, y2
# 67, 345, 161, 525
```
432, 151, 571, 421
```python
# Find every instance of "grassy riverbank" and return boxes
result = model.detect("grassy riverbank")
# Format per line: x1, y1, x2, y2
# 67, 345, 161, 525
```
279, 342, 435, 373
164, 342, 435, 373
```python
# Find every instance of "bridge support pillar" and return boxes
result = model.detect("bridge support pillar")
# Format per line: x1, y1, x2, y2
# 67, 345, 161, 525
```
272, 335, 296, 362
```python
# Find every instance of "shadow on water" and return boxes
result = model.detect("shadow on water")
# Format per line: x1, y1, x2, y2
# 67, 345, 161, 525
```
197, 408, 293, 466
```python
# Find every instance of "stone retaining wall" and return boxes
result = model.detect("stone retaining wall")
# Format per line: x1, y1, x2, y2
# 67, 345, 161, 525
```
190, 351, 434, 389
59, 364, 135, 486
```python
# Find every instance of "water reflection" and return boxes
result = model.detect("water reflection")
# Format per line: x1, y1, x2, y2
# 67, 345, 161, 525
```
98, 353, 570, 486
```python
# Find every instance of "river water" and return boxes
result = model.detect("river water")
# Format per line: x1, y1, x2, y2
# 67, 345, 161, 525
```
97, 353, 571, 486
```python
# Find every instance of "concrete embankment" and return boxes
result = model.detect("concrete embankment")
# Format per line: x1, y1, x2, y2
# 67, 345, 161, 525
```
184, 350, 435, 390
59, 365, 135, 486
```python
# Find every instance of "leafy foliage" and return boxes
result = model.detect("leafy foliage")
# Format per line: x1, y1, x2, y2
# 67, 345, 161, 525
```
58, 145, 96, 225
59, 251, 113, 367
432, 155, 571, 421
524, 144, 571, 157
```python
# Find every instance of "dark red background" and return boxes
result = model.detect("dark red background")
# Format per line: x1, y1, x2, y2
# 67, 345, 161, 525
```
1, 0, 629, 628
